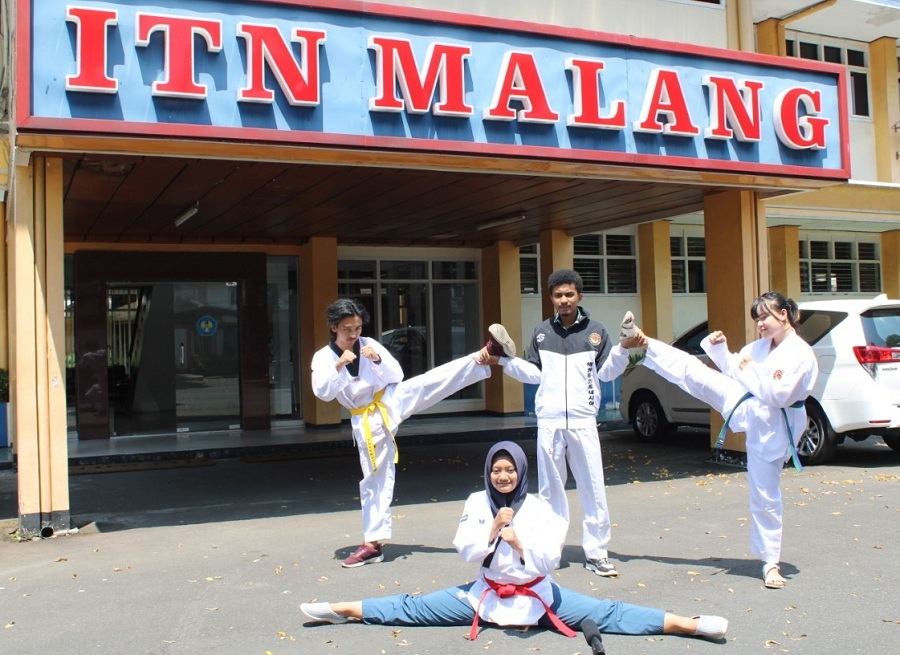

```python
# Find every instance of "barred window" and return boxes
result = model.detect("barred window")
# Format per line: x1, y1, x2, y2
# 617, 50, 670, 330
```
573, 233, 637, 294
520, 245, 540, 294
799, 237, 881, 294
671, 234, 706, 294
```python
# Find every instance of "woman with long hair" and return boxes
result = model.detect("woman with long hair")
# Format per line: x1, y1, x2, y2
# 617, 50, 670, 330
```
623, 291, 817, 588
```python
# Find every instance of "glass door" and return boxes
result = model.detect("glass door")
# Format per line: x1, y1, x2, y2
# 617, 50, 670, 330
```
108, 282, 240, 436
173, 282, 240, 432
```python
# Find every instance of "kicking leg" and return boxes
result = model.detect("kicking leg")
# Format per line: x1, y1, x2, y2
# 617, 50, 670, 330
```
642, 337, 745, 415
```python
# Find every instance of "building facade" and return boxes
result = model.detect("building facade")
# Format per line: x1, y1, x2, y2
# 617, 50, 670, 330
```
1, 0, 898, 537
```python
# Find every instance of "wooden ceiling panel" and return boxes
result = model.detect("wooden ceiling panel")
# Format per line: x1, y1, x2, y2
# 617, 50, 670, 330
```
60, 154, 723, 247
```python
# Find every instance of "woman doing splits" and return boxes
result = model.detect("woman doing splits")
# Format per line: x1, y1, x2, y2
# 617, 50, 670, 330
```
622, 291, 817, 589
300, 441, 728, 644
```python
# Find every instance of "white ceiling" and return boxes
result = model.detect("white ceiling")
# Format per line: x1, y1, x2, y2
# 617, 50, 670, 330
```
753, 0, 900, 42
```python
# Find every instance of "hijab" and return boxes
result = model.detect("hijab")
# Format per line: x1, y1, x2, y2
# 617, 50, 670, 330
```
484, 441, 529, 517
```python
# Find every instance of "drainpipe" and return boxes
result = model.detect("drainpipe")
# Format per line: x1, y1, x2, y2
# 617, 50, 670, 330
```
775, 0, 839, 55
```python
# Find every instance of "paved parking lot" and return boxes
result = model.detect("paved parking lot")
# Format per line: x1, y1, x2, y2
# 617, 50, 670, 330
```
1, 428, 898, 654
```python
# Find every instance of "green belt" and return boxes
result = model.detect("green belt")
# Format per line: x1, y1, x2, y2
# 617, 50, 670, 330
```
716, 392, 805, 471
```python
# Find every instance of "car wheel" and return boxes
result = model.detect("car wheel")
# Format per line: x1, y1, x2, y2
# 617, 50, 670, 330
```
629, 391, 671, 442
882, 434, 900, 453
797, 401, 837, 466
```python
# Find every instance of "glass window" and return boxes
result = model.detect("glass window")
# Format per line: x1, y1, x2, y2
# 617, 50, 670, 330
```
338, 260, 376, 280
671, 233, 706, 294
859, 243, 878, 261
339, 256, 482, 399
267, 257, 300, 419
799, 236, 881, 294
380, 260, 428, 279
574, 235, 602, 256
823, 45, 842, 63
784, 33, 870, 118
575, 258, 604, 294
572, 233, 636, 294
432, 261, 477, 280
847, 49, 866, 67
860, 263, 881, 293
605, 234, 633, 256
520, 247, 540, 294
850, 71, 870, 117
670, 236, 683, 258
799, 42, 819, 60
607, 260, 637, 294
834, 242, 853, 260
810, 240, 829, 259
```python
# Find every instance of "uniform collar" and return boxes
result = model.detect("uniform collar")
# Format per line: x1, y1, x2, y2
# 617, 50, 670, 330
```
553, 307, 586, 331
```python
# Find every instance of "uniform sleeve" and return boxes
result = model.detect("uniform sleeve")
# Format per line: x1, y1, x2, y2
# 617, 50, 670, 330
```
737, 339, 817, 409
363, 338, 405, 384
501, 328, 543, 384
310, 348, 351, 402
701, 336, 743, 378
598, 343, 630, 382
453, 493, 495, 564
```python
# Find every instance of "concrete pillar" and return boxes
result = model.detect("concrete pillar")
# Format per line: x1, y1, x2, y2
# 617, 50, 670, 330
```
768, 224, 801, 300
704, 190, 768, 453
636, 221, 673, 341
755, 18, 785, 56
869, 37, 900, 184
481, 241, 524, 414
882, 230, 900, 299
538, 229, 573, 319
12, 156, 70, 538
299, 236, 341, 427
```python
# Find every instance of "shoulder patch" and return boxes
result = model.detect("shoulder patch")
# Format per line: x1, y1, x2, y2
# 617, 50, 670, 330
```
536, 333, 545, 343
589, 332, 603, 347
772, 370, 783, 380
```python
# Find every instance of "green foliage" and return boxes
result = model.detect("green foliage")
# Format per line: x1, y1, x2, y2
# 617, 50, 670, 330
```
625, 350, 646, 370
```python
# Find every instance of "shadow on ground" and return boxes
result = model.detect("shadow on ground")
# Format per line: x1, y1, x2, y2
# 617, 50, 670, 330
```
1, 428, 896, 537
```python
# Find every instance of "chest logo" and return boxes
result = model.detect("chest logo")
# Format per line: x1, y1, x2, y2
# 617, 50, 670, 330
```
589, 332, 602, 347
536, 333, 545, 343
772, 370, 783, 380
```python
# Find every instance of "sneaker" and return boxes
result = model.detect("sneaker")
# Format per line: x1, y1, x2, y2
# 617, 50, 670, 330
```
619, 311, 636, 342
692, 615, 728, 640
300, 602, 349, 624
584, 557, 618, 577
341, 542, 384, 568
486, 324, 516, 358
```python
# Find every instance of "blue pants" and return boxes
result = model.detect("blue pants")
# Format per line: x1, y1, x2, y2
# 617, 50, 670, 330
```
362, 582, 665, 635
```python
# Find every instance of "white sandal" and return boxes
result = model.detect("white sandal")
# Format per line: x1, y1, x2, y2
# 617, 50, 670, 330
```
763, 563, 786, 589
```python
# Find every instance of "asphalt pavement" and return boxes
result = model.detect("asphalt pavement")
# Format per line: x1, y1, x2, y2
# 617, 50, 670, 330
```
1, 428, 898, 654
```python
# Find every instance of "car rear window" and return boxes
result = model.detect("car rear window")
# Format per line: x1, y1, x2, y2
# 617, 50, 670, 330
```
860, 308, 900, 347
797, 310, 847, 345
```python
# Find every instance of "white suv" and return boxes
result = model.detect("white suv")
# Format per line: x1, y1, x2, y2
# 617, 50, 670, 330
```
618, 296, 900, 465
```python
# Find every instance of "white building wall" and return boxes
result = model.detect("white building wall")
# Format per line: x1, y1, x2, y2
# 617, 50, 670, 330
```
848, 119, 878, 181
375, 0, 728, 46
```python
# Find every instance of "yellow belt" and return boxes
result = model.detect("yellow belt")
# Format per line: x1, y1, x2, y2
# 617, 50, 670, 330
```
349, 389, 398, 472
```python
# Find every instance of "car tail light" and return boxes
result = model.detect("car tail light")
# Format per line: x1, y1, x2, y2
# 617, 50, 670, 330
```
853, 346, 900, 378
853, 346, 900, 364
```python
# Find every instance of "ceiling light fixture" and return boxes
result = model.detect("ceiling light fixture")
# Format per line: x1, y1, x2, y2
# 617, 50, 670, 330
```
173, 202, 200, 227
476, 211, 527, 231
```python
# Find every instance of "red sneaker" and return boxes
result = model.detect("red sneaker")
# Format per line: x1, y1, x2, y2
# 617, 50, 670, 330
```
341, 542, 384, 568
485, 324, 516, 358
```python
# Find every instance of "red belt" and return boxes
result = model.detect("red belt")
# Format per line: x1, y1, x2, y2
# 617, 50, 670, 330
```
469, 576, 577, 640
